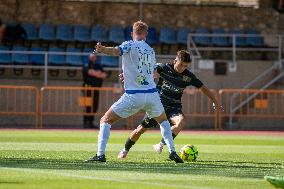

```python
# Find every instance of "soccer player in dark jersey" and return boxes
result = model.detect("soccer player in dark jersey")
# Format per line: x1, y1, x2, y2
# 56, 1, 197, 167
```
118, 50, 223, 158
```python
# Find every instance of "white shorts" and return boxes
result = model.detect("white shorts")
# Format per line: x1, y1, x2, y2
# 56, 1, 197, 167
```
111, 92, 165, 118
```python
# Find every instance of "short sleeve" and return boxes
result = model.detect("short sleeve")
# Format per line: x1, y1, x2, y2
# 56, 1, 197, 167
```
191, 74, 203, 89
155, 63, 165, 74
118, 40, 133, 55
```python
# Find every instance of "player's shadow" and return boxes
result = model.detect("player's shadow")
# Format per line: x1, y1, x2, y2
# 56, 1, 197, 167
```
0, 157, 282, 179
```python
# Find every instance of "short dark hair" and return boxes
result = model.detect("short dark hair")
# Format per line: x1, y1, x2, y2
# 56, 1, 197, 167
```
177, 50, 192, 63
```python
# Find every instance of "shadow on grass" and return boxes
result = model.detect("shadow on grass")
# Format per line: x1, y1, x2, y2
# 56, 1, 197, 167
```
0, 158, 282, 179
0, 181, 24, 184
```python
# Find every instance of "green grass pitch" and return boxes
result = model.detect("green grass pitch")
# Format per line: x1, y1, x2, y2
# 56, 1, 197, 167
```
0, 130, 283, 189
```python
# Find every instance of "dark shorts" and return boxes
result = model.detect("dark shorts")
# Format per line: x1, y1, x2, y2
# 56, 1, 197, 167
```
141, 107, 183, 129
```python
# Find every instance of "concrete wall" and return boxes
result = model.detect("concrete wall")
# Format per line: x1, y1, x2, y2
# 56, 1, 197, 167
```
0, 0, 279, 35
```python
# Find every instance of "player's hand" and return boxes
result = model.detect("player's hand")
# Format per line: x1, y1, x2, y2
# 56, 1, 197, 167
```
95, 42, 104, 53
119, 73, 124, 83
213, 103, 224, 112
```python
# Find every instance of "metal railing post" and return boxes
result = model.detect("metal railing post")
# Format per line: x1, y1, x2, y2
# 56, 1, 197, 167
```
233, 34, 236, 64
44, 52, 48, 86
278, 35, 282, 70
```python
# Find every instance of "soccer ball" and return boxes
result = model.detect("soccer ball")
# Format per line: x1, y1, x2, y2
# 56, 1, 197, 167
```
180, 144, 198, 162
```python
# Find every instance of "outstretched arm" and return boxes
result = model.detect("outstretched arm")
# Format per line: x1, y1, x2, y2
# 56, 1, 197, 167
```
200, 85, 223, 111
95, 42, 120, 56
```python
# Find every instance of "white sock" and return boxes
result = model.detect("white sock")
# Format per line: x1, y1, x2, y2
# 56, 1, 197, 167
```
97, 122, 111, 156
159, 120, 175, 153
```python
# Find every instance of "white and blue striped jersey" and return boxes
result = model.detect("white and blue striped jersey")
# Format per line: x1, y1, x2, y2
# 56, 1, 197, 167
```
118, 40, 157, 92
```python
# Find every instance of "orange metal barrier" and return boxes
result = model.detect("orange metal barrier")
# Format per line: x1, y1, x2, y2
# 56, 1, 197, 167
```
39, 86, 219, 129
0, 85, 39, 128
40, 86, 123, 128
218, 89, 284, 129
126, 88, 219, 130
183, 89, 219, 130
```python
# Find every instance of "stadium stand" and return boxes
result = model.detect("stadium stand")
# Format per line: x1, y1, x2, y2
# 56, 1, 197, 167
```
159, 27, 177, 45
211, 28, 229, 47
22, 23, 38, 41
177, 27, 191, 45
124, 26, 132, 41
146, 27, 159, 45
194, 27, 211, 46
228, 28, 246, 46
91, 25, 108, 43
0, 45, 11, 65
100, 55, 119, 67
11, 46, 29, 75
12, 46, 29, 65
30, 47, 45, 65
108, 26, 125, 44
66, 47, 82, 66
29, 47, 45, 76
48, 47, 65, 66
56, 25, 73, 42
82, 48, 94, 64
39, 24, 56, 42
159, 27, 177, 54
246, 29, 264, 47
74, 25, 90, 43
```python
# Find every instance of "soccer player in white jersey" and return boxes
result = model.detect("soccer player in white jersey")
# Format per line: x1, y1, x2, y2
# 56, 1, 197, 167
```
85, 21, 183, 163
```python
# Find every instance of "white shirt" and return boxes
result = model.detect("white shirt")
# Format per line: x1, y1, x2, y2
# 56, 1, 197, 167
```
118, 40, 157, 91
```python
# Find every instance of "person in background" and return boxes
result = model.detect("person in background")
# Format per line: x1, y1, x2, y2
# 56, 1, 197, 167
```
82, 53, 107, 129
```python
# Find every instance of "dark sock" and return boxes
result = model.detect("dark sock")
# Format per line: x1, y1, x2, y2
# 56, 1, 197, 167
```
124, 138, 136, 151
161, 133, 177, 145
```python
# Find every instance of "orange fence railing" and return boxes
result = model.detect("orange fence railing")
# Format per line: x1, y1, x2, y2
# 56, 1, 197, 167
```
40, 87, 219, 129
40, 86, 123, 128
0, 85, 39, 128
2, 86, 283, 130
218, 89, 284, 129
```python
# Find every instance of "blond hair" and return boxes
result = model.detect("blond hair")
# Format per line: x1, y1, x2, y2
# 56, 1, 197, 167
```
133, 21, 148, 35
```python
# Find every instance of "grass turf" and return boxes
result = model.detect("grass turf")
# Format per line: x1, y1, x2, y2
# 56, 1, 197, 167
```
0, 130, 283, 189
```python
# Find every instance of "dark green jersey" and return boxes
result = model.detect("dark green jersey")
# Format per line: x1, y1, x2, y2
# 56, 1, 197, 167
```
156, 63, 203, 109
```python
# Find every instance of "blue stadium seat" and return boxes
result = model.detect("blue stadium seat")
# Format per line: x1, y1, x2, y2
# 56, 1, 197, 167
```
159, 27, 177, 45
124, 26, 132, 41
74, 25, 90, 43
12, 46, 29, 65
91, 25, 108, 43
22, 23, 38, 41
0, 46, 11, 65
146, 27, 159, 45
82, 48, 93, 64
66, 47, 82, 66
177, 27, 191, 45
39, 24, 56, 41
229, 28, 246, 47
56, 25, 73, 42
48, 47, 65, 66
30, 47, 45, 65
101, 55, 119, 67
212, 28, 229, 46
246, 29, 264, 47
194, 28, 211, 46
109, 26, 125, 44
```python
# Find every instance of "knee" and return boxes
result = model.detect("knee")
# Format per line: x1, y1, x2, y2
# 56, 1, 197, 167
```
100, 114, 111, 125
